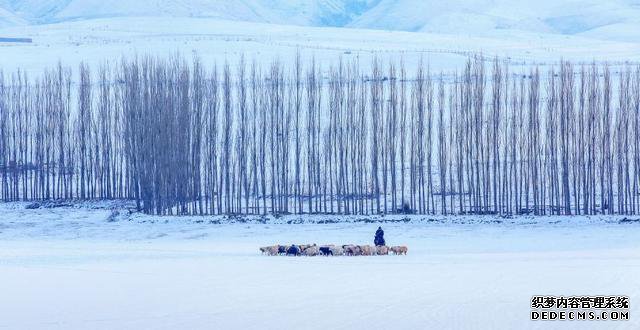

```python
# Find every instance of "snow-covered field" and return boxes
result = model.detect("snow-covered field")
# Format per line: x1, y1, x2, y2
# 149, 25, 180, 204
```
1, 15, 640, 77
2, 1, 640, 329
1, 202, 639, 329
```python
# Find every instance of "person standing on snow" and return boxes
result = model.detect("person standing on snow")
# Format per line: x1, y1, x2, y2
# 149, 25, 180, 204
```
374, 226, 385, 246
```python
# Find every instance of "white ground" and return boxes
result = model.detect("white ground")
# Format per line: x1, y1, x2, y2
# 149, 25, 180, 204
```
2, 4, 640, 329
1, 202, 639, 329
1, 15, 640, 77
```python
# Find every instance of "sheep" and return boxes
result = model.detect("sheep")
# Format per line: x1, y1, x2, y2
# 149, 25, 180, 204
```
360, 245, 374, 256
303, 245, 319, 256
301, 244, 317, 251
264, 243, 397, 256
267, 245, 279, 256
259, 245, 279, 256
345, 245, 362, 256
375, 245, 389, 255
342, 244, 358, 256
286, 245, 301, 256
329, 246, 344, 256
319, 246, 333, 256
390, 246, 408, 255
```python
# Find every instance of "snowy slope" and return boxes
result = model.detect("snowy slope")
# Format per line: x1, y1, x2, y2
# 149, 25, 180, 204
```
2, 0, 640, 44
0, 1, 639, 73
1, 15, 639, 77
349, 0, 640, 38
2, 0, 640, 43
0, 6, 25, 27
0, 0, 379, 26
0, 0, 68, 24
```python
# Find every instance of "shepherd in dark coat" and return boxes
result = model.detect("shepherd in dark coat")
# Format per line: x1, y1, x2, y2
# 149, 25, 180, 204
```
374, 226, 385, 246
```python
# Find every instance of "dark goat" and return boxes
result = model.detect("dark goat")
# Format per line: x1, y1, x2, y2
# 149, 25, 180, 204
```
286, 245, 301, 256
319, 246, 333, 256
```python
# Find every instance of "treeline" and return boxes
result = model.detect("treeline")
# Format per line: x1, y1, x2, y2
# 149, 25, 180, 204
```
1, 55, 639, 216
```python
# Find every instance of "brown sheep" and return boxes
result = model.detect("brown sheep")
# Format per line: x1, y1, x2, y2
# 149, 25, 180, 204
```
259, 245, 279, 256
375, 245, 389, 255
342, 245, 358, 256
341, 245, 351, 255
390, 246, 408, 255
303, 245, 319, 256
267, 245, 279, 255
360, 245, 374, 256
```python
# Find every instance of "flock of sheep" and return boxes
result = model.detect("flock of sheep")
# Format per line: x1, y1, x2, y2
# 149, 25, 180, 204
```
259, 244, 408, 256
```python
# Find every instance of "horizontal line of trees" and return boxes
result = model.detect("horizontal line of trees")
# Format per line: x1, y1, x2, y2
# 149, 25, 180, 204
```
1, 55, 639, 216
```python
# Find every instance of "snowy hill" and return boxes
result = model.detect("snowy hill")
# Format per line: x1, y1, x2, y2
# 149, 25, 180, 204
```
0, 0, 378, 26
0, 6, 25, 27
349, 0, 640, 40
1, 0, 639, 73
2, 15, 639, 75
2, 0, 640, 42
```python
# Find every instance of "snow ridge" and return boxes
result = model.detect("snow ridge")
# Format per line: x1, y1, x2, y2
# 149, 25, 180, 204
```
0, 0, 379, 26
2, 0, 640, 41
1, 1, 640, 48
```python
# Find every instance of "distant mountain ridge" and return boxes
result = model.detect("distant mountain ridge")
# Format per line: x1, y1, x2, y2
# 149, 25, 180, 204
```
2, 0, 640, 42
348, 0, 640, 37
0, 0, 380, 26
0, 5, 25, 27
